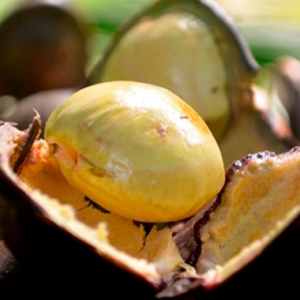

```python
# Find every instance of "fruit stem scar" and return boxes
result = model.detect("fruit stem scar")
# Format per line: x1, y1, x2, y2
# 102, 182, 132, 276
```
13, 115, 41, 174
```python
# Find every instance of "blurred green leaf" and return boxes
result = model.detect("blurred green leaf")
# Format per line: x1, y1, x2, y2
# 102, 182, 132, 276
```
71, 0, 151, 33
70, 0, 300, 66
0, 0, 20, 22
214, 0, 300, 64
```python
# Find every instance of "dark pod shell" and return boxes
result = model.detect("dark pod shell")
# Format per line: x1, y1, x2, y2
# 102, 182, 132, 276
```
164, 148, 300, 299
218, 85, 300, 167
0, 121, 159, 299
89, 0, 258, 88
88, 0, 259, 140
2, 119, 300, 299
0, 4, 86, 99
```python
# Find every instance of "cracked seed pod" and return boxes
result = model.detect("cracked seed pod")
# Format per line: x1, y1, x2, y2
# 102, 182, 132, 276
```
2, 114, 300, 299
218, 85, 300, 166
88, 0, 300, 166
88, 0, 259, 141
45, 81, 225, 222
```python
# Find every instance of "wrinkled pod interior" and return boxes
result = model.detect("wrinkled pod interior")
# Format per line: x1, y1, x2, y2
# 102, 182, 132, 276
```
3, 121, 300, 291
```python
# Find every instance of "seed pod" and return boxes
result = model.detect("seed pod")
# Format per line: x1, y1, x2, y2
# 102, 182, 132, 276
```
1, 118, 300, 299
0, 4, 86, 99
88, 0, 259, 140
1, 0, 300, 298
88, 0, 300, 167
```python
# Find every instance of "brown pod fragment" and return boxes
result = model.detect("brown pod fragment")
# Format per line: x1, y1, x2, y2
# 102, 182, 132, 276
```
162, 148, 300, 299
0, 121, 160, 299
0, 3, 86, 99
218, 85, 300, 167
2, 113, 300, 299
0, 240, 19, 284
272, 56, 300, 140
0, 88, 75, 136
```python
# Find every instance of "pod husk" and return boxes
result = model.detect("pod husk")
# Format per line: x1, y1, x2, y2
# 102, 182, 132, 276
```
0, 121, 158, 299
88, 0, 259, 141
89, 0, 258, 89
163, 148, 300, 299
0, 4, 86, 99
218, 85, 300, 167
2, 120, 300, 299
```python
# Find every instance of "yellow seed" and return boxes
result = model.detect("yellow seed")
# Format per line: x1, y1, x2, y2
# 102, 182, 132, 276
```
45, 81, 225, 222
